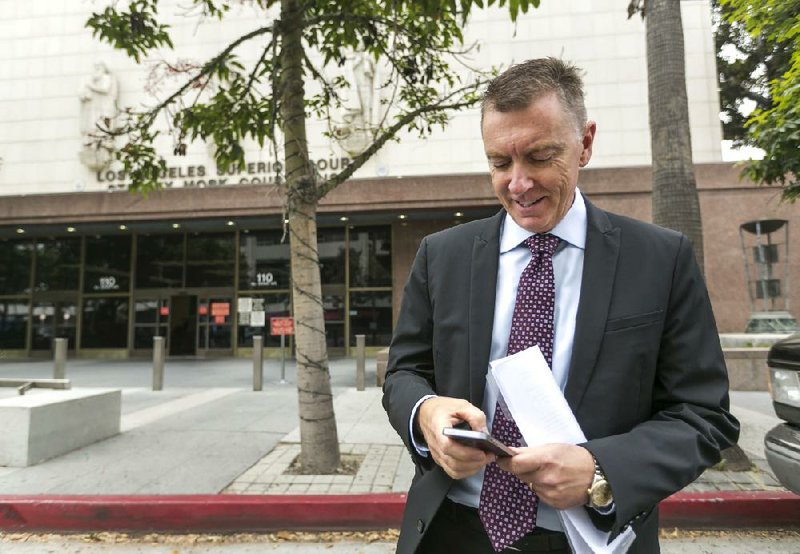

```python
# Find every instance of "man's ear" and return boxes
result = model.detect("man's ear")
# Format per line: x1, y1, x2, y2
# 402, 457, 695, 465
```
579, 121, 597, 167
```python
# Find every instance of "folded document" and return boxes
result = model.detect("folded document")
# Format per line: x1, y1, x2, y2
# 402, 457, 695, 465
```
489, 346, 636, 554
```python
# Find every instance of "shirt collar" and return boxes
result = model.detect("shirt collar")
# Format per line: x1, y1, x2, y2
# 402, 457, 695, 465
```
499, 188, 588, 254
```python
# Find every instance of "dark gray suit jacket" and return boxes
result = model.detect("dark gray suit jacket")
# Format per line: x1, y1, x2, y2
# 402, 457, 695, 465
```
383, 199, 739, 553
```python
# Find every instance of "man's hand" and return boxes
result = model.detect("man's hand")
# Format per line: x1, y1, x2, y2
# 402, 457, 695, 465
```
417, 396, 496, 480
496, 444, 594, 509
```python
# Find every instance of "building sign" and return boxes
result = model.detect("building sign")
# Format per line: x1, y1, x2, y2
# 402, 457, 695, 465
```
270, 317, 294, 336
98, 157, 351, 191
250, 311, 266, 327
238, 296, 267, 327
92, 276, 120, 291
211, 302, 230, 317
254, 272, 277, 288
238, 297, 253, 313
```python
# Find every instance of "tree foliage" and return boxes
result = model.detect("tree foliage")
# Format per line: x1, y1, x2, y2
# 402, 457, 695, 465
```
712, 0, 792, 145
720, 0, 800, 202
86, 0, 540, 473
86, 0, 538, 195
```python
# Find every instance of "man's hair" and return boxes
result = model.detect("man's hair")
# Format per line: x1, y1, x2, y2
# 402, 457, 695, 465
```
481, 57, 587, 134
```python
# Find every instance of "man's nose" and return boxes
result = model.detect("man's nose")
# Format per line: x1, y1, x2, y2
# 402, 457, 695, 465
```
508, 165, 533, 194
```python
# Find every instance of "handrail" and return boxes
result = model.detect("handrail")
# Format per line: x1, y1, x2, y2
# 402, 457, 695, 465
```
0, 378, 72, 395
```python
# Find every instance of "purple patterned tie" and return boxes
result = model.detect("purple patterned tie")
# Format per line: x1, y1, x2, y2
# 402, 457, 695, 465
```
479, 233, 559, 552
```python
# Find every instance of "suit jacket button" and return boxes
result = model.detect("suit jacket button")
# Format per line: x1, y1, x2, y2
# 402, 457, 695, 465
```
417, 519, 425, 533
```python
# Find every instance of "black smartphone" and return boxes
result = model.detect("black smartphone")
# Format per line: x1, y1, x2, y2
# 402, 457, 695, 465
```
442, 427, 515, 457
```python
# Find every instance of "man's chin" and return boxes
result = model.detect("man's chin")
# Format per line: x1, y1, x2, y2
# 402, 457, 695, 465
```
510, 212, 553, 234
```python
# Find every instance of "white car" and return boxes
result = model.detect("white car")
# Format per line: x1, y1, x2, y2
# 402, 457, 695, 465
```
764, 334, 800, 494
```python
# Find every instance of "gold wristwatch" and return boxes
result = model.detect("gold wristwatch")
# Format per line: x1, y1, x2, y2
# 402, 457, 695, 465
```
587, 456, 613, 509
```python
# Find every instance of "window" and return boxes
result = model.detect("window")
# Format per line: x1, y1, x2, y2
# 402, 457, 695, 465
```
349, 291, 392, 347
187, 233, 235, 287
318, 227, 346, 285
31, 301, 76, 350
324, 293, 345, 348
33, 238, 81, 292
0, 240, 32, 295
136, 234, 184, 288
198, 297, 233, 349
81, 297, 129, 348
133, 298, 169, 349
349, 226, 391, 287
84, 235, 132, 293
0, 300, 28, 349
238, 230, 290, 290
237, 293, 290, 348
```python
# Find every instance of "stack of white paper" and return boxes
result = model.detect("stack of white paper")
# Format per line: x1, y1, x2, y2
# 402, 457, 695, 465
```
489, 346, 636, 554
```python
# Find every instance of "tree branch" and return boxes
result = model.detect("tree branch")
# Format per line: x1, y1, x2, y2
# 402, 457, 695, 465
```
116, 24, 276, 135
315, 81, 485, 199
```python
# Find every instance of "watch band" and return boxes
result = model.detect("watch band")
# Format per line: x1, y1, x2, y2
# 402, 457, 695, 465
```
587, 455, 613, 509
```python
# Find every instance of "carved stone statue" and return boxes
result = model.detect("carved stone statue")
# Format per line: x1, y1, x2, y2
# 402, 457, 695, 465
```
334, 53, 377, 156
79, 62, 118, 170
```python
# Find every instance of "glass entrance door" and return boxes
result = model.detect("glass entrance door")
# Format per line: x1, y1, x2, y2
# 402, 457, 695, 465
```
31, 299, 77, 352
169, 294, 197, 356
322, 287, 346, 357
197, 297, 233, 351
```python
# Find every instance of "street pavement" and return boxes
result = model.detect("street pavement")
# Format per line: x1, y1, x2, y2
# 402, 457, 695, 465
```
0, 356, 787, 496
0, 357, 406, 495
0, 355, 797, 554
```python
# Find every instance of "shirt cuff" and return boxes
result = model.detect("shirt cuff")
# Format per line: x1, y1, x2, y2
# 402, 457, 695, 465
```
408, 394, 438, 457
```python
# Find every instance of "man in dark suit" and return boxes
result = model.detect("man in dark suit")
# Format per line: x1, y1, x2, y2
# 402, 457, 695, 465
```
382, 58, 739, 553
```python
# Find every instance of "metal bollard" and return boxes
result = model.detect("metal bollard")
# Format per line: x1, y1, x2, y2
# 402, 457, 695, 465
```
253, 335, 264, 391
53, 338, 67, 379
356, 334, 366, 391
152, 336, 165, 391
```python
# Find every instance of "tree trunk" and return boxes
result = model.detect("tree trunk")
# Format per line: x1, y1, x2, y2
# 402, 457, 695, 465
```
646, 0, 748, 469
280, 0, 340, 473
645, 0, 704, 273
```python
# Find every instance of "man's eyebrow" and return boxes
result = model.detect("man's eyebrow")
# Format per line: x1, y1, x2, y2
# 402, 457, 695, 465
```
484, 141, 566, 158
528, 142, 566, 154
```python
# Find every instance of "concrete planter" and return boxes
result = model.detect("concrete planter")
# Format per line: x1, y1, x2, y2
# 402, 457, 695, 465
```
0, 389, 121, 467
720, 333, 793, 391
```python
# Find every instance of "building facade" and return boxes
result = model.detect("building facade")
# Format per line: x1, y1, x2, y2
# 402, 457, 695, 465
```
0, 1, 797, 359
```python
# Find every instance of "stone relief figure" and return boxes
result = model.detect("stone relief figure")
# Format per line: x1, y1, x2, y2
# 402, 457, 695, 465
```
334, 52, 377, 156
78, 62, 118, 170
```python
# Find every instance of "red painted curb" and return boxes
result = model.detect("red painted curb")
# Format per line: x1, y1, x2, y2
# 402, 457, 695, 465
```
0, 491, 797, 533
0, 494, 407, 533
660, 491, 800, 528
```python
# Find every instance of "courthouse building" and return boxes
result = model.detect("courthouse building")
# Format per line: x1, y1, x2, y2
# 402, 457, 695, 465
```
0, 1, 797, 359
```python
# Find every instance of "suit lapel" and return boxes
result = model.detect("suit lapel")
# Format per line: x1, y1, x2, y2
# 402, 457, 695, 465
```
468, 211, 504, 404
564, 199, 620, 411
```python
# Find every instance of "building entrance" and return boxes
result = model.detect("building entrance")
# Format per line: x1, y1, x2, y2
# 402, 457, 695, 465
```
169, 295, 197, 356
1, 222, 396, 359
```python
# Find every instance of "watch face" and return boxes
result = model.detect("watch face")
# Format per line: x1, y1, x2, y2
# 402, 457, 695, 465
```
591, 480, 613, 507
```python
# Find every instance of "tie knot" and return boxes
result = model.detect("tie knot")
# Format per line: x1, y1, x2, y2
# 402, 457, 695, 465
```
524, 233, 559, 256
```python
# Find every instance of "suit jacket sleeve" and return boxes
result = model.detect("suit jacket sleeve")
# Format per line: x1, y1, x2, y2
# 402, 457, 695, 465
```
583, 235, 740, 537
382, 236, 439, 468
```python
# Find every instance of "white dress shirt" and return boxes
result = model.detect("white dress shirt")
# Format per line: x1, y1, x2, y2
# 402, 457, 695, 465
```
412, 189, 587, 531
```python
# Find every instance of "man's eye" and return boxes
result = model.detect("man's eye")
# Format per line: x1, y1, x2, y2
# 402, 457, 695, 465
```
490, 160, 510, 169
530, 155, 552, 163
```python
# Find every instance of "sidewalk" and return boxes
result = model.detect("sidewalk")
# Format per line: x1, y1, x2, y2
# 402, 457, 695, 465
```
0, 357, 798, 534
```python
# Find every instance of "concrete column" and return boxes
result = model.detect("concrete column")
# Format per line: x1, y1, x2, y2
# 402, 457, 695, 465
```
152, 336, 165, 391
53, 338, 67, 379
356, 334, 366, 391
253, 335, 263, 391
